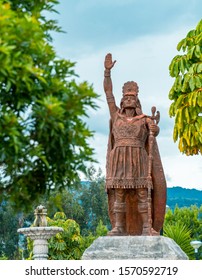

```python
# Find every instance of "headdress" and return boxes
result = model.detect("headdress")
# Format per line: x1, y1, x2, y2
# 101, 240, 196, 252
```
122, 81, 139, 96
120, 81, 142, 114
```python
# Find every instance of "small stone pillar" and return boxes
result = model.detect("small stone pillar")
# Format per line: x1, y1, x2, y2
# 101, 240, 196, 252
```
33, 239, 48, 260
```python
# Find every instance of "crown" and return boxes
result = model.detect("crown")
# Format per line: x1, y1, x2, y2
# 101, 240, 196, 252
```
122, 81, 139, 96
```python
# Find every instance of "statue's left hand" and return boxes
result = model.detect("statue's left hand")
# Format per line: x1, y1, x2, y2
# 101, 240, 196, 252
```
149, 123, 159, 136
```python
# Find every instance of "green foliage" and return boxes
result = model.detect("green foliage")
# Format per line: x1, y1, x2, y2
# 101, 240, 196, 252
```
0, 254, 8, 260
95, 219, 108, 236
0, 0, 99, 210
169, 19, 202, 155
44, 188, 85, 225
164, 205, 202, 259
79, 166, 110, 233
163, 222, 194, 259
47, 212, 83, 260
0, 202, 20, 259
80, 220, 108, 254
165, 205, 202, 239
47, 214, 107, 260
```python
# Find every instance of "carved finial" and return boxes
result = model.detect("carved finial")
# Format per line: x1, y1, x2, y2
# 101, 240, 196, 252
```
151, 106, 160, 124
33, 205, 47, 227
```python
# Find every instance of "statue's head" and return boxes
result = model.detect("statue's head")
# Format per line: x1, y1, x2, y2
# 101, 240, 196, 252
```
120, 81, 142, 115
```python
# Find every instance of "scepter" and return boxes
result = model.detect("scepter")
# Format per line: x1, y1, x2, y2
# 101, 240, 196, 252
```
147, 106, 160, 235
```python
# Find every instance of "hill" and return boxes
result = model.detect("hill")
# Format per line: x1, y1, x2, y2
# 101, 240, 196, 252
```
80, 182, 202, 210
167, 186, 202, 210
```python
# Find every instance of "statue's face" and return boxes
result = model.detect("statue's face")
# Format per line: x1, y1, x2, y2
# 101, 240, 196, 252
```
122, 93, 138, 109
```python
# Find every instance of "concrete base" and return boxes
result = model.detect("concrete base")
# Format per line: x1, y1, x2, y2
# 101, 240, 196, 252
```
82, 236, 188, 260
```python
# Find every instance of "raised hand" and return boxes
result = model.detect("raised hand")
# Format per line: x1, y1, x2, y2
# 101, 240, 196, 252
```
104, 53, 116, 70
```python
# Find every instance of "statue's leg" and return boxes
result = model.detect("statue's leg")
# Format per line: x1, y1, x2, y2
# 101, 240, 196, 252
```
108, 189, 126, 236
107, 189, 116, 228
137, 188, 150, 236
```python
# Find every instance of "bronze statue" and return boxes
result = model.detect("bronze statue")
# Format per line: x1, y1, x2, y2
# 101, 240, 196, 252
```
104, 53, 166, 236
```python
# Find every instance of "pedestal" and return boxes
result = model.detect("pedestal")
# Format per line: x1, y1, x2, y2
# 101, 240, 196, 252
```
82, 236, 188, 260
18, 226, 63, 260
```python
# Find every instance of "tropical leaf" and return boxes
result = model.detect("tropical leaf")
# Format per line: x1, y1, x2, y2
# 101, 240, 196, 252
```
163, 222, 194, 259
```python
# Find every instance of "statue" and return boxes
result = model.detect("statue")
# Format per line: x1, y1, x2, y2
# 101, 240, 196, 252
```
33, 205, 48, 227
104, 53, 167, 236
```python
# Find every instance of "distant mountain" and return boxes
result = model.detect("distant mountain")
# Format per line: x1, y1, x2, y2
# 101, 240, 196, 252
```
80, 182, 202, 210
167, 186, 202, 210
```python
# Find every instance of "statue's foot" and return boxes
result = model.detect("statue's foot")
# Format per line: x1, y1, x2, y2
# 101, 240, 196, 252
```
107, 227, 126, 236
141, 225, 151, 236
151, 228, 160, 236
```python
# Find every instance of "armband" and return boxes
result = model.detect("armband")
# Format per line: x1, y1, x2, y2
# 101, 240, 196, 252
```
104, 69, 111, 77
106, 95, 115, 103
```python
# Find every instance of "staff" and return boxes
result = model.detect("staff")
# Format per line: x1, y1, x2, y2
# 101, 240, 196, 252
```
148, 106, 160, 235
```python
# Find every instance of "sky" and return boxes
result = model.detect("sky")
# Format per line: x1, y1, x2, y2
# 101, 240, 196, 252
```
52, 0, 202, 190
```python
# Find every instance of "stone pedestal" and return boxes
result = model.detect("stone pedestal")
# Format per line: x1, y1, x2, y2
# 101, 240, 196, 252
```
18, 227, 63, 260
82, 236, 188, 260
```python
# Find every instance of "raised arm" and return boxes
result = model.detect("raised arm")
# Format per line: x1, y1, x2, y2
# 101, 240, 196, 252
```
103, 53, 118, 118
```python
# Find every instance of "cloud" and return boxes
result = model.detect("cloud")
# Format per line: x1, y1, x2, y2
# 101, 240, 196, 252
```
163, 154, 202, 190
53, 0, 201, 58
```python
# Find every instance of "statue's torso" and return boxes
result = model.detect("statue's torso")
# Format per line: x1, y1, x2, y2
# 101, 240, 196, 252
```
106, 112, 149, 189
112, 113, 148, 147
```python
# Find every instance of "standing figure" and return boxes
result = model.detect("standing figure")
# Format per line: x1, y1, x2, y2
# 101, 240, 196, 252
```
104, 53, 166, 236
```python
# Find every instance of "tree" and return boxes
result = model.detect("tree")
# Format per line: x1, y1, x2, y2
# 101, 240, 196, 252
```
47, 213, 108, 260
79, 166, 110, 233
169, 19, 202, 155
165, 205, 202, 240
43, 188, 85, 226
0, 202, 20, 259
0, 0, 98, 210
47, 212, 83, 260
